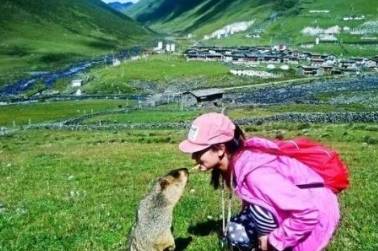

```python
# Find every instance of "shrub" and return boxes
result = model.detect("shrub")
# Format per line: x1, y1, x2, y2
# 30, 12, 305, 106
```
365, 125, 378, 132
297, 123, 310, 130
244, 126, 259, 132
363, 135, 378, 145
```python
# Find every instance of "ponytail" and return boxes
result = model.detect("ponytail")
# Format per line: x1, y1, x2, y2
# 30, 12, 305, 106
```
210, 124, 245, 189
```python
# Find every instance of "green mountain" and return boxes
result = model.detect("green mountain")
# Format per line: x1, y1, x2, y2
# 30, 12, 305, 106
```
0, 0, 152, 85
127, 0, 378, 56
126, 0, 251, 34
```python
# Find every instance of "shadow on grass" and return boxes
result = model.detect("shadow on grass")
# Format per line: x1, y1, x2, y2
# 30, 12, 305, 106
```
188, 219, 222, 236
174, 236, 193, 251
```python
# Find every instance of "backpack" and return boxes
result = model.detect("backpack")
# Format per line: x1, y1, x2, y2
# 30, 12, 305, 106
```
244, 137, 349, 194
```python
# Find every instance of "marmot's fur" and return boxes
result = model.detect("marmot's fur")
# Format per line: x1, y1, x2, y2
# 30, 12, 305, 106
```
128, 168, 189, 251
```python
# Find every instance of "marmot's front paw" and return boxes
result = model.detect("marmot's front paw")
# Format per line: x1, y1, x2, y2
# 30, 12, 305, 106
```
163, 244, 175, 251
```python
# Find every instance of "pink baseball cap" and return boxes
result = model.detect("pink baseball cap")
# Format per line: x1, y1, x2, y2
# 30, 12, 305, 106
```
179, 113, 236, 153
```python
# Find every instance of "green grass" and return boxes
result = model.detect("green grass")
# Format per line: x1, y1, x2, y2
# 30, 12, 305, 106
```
0, 123, 377, 250
84, 54, 304, 94
85, 54, 231, 94
76, 102, 375, 126
0, 95, 375, 128
0, 99, 131, 127
83, 108, 201, 125
228, 103, 377, 119
0, 0, 151, 87
0, 82, 377, 249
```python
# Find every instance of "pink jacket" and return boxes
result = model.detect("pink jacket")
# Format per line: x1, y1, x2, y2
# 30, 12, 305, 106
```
232, 137, 340, 251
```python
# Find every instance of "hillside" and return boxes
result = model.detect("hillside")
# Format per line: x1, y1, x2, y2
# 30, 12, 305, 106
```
127, 0, 378, 56
0, 0, 152, 86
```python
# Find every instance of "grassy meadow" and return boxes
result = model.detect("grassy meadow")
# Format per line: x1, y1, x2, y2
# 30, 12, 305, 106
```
1, 100, 378, 250
83, 54, 301, 94
84, 54, 230, 94
0, 99, 132, 127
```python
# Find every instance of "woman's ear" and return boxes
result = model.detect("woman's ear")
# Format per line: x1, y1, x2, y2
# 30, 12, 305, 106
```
217, 144, 226, 159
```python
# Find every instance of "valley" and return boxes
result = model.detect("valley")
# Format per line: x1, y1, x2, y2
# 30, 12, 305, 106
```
0, 0, 378, 250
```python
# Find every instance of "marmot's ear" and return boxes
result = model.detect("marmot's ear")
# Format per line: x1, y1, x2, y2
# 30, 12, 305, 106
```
159, 178, 169, 190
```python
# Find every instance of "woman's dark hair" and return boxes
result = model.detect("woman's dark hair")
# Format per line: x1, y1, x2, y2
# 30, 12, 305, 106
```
210, 124, 245, 189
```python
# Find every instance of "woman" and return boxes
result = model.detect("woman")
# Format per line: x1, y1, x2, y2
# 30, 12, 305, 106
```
179, 113, 340, 251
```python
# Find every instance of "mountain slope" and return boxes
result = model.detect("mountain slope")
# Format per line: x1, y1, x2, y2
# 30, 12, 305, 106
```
127, 0, 378, 56
0, 0, 152, 85
126, 0, 294, 34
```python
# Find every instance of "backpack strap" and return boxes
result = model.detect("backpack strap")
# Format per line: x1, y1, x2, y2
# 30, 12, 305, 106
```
297, 182, 324, 189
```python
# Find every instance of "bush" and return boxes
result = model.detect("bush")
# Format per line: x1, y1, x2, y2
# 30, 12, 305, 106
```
297, 123, 310, 130
363, 135, 378, 145
365, 125, 378, 132
244, 126, 259, 132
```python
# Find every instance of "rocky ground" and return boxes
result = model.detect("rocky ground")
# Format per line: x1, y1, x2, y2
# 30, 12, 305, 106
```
224, 75, 378, 105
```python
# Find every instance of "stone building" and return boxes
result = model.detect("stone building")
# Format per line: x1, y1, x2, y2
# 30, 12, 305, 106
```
181, 88, 224, 107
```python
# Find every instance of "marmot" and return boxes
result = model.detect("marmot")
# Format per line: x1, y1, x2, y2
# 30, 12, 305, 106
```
128, 168, 189, 251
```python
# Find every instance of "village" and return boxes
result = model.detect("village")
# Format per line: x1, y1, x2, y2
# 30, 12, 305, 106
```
184, 45, 378, 77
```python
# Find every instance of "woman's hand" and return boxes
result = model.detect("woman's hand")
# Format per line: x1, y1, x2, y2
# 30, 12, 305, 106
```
259, 235, 277, 251
258, 235, 269, 251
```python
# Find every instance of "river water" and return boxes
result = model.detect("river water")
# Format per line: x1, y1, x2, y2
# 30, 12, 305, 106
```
0, 47, 142, 96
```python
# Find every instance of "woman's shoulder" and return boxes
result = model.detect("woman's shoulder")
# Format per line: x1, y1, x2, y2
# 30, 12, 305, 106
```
232, 148, 278, 182
234, 147, 277, 167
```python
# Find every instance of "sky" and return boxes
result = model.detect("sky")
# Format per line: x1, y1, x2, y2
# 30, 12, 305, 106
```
102, 0, 139, 3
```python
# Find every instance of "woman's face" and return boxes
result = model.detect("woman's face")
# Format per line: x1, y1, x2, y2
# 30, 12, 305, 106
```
192, 146, 225, 171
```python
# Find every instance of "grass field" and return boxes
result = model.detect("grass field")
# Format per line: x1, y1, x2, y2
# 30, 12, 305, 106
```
76, 102, 375, 126
84, 54, 230, 94
0, 122, 378, 250
0, 99, 374, 128
82, 109, 201, 125
83, 54, 302, 94
0, 99, 131, 127
0, 98, 378, 250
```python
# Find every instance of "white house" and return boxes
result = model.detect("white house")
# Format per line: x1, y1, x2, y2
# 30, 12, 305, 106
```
280, 65, 290, 70
309, 10, 330, 13
71, 79, 83, 87
170, 43, 176, 52
153, 41, 164, 52
166, 43, 171, 52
